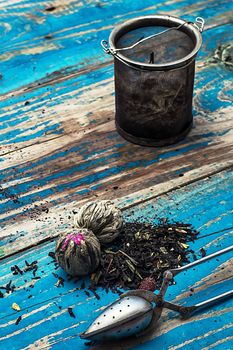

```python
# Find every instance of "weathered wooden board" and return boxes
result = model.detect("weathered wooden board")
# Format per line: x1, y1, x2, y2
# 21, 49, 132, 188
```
0, 1, 233, 348
0, 0, 232, 95
0, 17, 232, 154
0, 170, 232, 350
0, 18, 233, 257
0, 0, 232, 156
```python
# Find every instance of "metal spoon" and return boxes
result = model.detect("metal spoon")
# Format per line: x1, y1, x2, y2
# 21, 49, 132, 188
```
80, 245, 233, 342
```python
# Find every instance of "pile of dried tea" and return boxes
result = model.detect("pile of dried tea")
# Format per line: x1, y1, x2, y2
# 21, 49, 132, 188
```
90, 221, 198, 292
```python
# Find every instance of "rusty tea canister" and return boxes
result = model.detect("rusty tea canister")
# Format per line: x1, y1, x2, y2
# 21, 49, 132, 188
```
101, 15, 204, 146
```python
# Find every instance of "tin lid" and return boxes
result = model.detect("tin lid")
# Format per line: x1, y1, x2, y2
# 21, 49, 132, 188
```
103, 15, 204, 71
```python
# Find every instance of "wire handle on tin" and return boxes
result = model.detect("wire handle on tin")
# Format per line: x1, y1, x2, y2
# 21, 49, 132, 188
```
101, 39, 196, 72
194, 17, 205, 32
101, 40, 112, 54
101, 22, 186, 55
101, 17, 205, 56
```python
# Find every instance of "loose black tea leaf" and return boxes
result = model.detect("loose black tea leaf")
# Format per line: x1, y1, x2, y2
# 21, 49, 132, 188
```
15, 265, 23, 275
67, 307, 76, 318
200, 248, 206, 257
15, 316, 22, 325
48, 252, 56, 260
11, 265, 23, 275
53, 273, 65, 287
88, 287, 100, 300
84, 290, 90, 297
45, 6, 56, 11
6, 280, 12, 291
92, 221, 198, 292
32, 266, 38, 277
24, 260, 38, 273
55, 277, 64, 287
1, 280, 16, 294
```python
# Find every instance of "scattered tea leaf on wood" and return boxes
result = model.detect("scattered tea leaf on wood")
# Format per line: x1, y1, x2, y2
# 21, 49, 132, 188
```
85, 290, 90, 297
200, 247, 206, 257
88, 287, 100, 300
91, 221, 198, 291
52, 272, 65, 287
67, 307, 76, 318
7, 280, 16, 293
0, 280, 16, 294
11, 265, 23, 275
24, 260, 38, 273
15, 316, 22, 325
48, 252, 56, 260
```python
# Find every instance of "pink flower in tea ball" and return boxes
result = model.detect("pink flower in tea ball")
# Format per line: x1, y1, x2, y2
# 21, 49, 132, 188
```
62, 232, 85, 251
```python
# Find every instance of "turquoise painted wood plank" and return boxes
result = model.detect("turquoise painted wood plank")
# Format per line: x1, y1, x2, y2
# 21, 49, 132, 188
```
0, 18, 232, 257
0, 1, 232, 350
0, 17, 232, 154
0, 169, 232, 350
0, 0, 232, 94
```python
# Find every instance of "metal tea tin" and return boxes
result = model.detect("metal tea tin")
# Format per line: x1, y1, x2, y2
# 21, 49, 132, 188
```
102, 15, 204, 146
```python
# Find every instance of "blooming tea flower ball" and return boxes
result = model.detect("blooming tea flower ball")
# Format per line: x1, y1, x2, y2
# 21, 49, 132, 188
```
55, 229, 101, 276
74, 200, 123, 244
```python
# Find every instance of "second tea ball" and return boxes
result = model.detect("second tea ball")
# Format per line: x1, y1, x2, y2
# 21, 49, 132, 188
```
74, 200, 123, 244
55, 229, 101, 277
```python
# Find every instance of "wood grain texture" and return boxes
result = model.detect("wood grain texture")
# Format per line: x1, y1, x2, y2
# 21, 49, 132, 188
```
0, 0, 232, 94
0, 0, 232, 154
0, 16, 232, 154
0, 17, 233, 257
0, 1, 233, 348
0, 170, 232, 350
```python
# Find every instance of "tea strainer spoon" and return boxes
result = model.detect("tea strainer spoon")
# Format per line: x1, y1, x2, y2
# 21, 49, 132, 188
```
80, 245, 233, 342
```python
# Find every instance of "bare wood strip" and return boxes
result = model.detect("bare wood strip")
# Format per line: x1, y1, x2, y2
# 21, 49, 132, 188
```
201, 335, 233, 350
168, 323, 233, 350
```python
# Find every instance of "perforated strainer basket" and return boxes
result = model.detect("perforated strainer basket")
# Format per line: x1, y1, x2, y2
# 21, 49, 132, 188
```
101, 15, 204, 146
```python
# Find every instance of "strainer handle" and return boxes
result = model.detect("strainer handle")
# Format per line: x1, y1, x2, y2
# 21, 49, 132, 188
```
169, 244, 233, 277
194, 17, 205, 32
162, 289, 233, 318
188, 289, 233, 316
